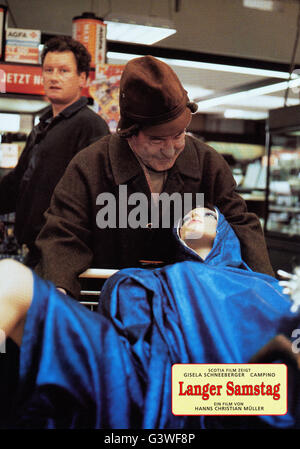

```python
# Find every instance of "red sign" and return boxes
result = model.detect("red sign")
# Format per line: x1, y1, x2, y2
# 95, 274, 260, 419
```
0, 63, 44, 95
0, 63, 95, 96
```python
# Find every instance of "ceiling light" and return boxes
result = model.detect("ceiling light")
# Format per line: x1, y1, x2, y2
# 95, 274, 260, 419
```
104, 13, 176, 45
107, 51, 141, 62
197, 78, 300, 109
183, 84, 214, 99
162, 59, 292, 79
221, 94, 299, 110
0, 113, 20, 132
224, 109, 268, 120
107, 51, 292, 80
106, 54, 215, 99
243, 0, 281, 11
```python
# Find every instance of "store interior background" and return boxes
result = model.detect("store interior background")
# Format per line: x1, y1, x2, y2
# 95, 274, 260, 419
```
1, 0, 300, 273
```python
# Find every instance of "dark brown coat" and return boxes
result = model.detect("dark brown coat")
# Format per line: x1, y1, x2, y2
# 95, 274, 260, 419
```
35, 134, 274, 298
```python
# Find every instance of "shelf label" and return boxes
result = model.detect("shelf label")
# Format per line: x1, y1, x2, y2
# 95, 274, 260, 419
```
0, 143, 19, 168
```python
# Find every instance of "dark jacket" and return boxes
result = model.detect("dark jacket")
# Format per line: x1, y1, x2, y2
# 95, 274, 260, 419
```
35, 133, 274, 298
0, 97, 110, 251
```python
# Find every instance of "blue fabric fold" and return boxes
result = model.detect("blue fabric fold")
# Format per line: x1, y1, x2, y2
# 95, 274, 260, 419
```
2, 209, 300, 429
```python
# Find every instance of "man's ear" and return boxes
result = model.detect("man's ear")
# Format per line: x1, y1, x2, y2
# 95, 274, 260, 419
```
79, 72, 87, 88
127, 134, 137, 146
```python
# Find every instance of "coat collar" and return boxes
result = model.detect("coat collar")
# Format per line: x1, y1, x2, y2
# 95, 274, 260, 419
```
39, 96, 88, 123
109, 134, 201, 186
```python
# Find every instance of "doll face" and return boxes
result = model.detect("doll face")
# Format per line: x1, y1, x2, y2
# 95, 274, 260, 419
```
180, 207, 218, 241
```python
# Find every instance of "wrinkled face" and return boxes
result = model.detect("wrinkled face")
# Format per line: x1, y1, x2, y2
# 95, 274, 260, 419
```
42, 51, 86, 107
127, 128, 186, 171
180, 207, 218, 241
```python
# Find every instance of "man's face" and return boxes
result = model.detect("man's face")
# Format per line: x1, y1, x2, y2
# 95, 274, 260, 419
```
127, 128, 186, 171
42, 51, 86, 108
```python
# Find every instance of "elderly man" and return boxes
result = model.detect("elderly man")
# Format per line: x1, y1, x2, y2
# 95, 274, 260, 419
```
35, 55, 274, 299
0, 36, 109, 267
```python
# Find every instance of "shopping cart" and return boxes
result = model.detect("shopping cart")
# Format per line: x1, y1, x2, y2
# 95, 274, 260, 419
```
79, 268, 118, 311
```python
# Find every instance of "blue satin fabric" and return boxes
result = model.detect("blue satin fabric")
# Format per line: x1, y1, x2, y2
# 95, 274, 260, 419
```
5, 210, 300, 428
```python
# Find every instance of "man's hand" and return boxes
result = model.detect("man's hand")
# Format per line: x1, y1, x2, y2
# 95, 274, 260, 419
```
249, 334, 300, 370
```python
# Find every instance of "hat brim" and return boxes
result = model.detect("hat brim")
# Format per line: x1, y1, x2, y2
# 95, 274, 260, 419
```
141, 108, 192, 137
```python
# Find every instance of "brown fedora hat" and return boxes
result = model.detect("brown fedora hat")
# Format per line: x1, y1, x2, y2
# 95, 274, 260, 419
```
117, 55, 197, 137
